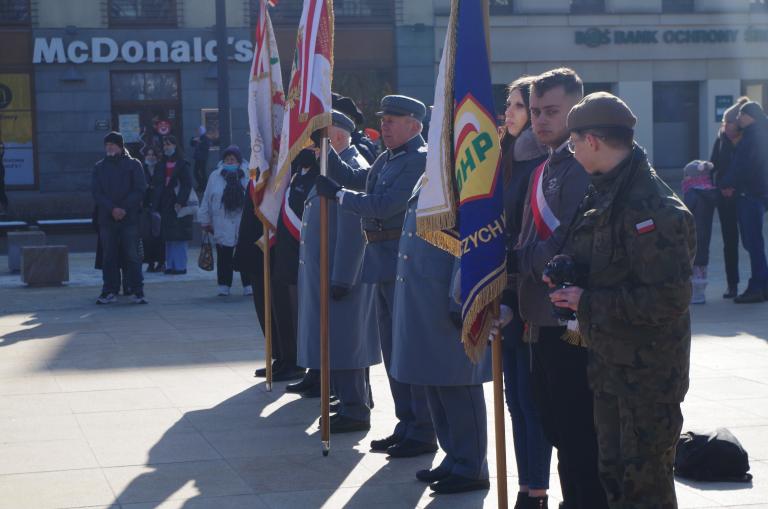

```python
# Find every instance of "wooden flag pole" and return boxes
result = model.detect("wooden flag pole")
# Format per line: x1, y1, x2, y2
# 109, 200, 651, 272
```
261, 222, 274, 392
492, 323, 508, 509
319, 134, 331, 456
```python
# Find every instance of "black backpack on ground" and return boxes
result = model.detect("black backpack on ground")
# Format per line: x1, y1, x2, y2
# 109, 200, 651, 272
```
675, 428, 752, 482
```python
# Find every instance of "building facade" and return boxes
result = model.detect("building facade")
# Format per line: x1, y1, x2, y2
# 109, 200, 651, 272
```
0, 0, 395, 217
397, 0, 768, 169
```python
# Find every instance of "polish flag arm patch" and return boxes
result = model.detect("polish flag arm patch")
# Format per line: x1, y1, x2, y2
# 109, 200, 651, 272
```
635, 218, 656, 235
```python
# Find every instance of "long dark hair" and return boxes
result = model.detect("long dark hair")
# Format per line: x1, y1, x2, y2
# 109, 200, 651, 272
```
162, 135, 184, 160
501, 75, 535, 152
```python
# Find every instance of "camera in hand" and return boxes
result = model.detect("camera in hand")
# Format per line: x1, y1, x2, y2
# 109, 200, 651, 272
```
543, 254, 577, 322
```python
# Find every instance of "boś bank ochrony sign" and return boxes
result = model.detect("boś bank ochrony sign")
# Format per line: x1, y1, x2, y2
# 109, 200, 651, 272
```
576, 26, 768, 48
33, 36, 255, 64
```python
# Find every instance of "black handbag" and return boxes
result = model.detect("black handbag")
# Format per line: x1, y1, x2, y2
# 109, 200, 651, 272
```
675, 428, 752, 482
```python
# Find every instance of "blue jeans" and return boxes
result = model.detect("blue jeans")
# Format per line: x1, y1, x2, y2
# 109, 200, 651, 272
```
502, 304, 553, 490
737, 195, 768, 290
100, 222, 142, 295
165, 241, 188, 271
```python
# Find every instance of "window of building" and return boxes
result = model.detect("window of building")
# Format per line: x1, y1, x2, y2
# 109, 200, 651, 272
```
584, 83, 615, 96
110, 71, 182, 158
0, 0, 30, 25
109, 0, 177, 27
570, 0, 605, 14
653, 82, 699, 169
662, 0, 694, 13
258, 0, 394, 25
489, 0, 514, 15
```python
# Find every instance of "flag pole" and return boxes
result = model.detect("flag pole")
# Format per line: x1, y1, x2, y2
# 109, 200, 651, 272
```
319, 133, 331, 456
261, 222, 274, 392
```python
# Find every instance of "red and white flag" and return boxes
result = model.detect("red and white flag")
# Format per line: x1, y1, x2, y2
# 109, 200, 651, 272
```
247, 0, 284, 248
258, 0, 334, 230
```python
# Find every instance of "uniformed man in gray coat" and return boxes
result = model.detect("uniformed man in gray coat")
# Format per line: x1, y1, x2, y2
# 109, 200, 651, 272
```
297, 111, 381, 433
390, 182, 492, 494
314, 95, 437, 457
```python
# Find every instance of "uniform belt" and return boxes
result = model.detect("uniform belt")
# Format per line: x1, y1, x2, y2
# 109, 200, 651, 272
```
364, 229, 401, 243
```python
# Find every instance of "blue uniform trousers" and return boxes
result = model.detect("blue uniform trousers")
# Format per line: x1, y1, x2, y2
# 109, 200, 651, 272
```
332, 369, 370, 422
425, 384, 488, 480
376, 281, 435, 444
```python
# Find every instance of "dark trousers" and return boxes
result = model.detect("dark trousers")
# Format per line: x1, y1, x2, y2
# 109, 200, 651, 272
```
247, 247, 291, 367
215, 244, 249, 288
271, 279, 298, 368
426, 385, 488, 480
376, 281, 436, 444
0, 178, 7, 209
502, 315, 552, 490
684, 189, 718, 267
717, 194, 740, 288
332, 369, 370, 422
100, 222, 143, 295
594, 392, 682, 509
532, 326, 608, 509
737, 195, 768, 290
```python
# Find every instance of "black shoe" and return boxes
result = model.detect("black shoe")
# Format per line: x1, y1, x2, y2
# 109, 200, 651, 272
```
416, 467, 450, 483
164, 269, 174, 275
255, 361, 282, 378
370, 433, 403, 452
285, 372, 319, 393
272, 367, 305, 382
330, 415, 371, 434
723, 285, 738, 299
146, 263, 157, 273
387, 438, 438, 458
429, 474, 490, 494
175, 269, 187, 275
132, 291, 148, 304
526, 496, 548, 509
96, 292, 117, 305
300, 384, 321, 398
330, 400, 342, 414
735, 289, 765, 304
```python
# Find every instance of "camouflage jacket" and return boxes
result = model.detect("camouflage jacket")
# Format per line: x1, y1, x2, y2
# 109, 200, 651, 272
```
563, 145, 695, 403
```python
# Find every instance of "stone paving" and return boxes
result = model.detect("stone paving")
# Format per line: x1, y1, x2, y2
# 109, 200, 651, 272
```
0, 222, 767, 508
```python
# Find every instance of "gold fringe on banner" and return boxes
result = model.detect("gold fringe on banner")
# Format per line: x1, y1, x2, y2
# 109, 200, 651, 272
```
461, 267, 507, 363
418, 230, 461, 258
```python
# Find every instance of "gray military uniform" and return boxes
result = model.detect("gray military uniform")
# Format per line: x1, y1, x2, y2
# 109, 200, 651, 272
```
328, 134, 435, 443
297, 145, 381, 421
391, 186, 492, 480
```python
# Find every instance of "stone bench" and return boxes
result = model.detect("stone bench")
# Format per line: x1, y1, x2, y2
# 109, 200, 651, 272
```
7, 229, 46, 272
21, 245, 69, 286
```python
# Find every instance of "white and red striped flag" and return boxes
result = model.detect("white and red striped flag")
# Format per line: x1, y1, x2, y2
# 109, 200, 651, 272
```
258, 0, 334, 230
247, 0, 284, 248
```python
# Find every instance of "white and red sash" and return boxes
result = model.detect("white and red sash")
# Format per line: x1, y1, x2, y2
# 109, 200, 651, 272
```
530, 159, 560, 240
280, 184, 302, 241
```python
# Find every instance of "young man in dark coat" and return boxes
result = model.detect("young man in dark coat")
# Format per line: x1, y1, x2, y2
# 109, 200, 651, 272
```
720, 101, 768, 303
92, 131, 147, 304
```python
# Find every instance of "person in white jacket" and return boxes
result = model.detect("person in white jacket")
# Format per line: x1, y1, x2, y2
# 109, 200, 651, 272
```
198, 145, 251, 296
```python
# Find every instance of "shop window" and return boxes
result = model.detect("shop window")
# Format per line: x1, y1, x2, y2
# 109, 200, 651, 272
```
109, 0, 177, 27
653, 82, 699, 169
258, 0, 394, 25
110, 71, 182, 158
570, 0, 605, 14
584, 83, 614, 96
0, 0, 30, 25
0, 73, 36, 187
662, 0, 694, 13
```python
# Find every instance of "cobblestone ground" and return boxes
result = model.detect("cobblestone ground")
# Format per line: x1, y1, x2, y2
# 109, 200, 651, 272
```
1, 221, 767, 508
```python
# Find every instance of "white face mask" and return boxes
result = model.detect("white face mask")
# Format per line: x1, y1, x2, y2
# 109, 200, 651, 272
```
164, 147, 175, 157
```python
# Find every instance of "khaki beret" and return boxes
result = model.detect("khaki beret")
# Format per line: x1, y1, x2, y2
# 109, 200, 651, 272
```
567, 92, 637, 132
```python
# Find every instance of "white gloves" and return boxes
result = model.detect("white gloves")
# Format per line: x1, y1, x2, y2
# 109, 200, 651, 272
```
488, 305, 514, 342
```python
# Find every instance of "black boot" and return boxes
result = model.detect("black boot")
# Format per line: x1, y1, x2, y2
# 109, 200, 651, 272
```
429, 474, 489, 494
526, 495, 548, 509
723, 284, 738, 299
735, 281, 766, 304
285, 370, 319, 393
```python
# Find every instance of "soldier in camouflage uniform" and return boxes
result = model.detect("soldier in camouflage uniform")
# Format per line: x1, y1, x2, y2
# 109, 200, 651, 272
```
547, 92, 695, 509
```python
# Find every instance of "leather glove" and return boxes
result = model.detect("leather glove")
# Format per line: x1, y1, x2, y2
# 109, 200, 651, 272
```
331, 284, 350, 301
315, 175, 342, 199
449, 311, 462, 330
